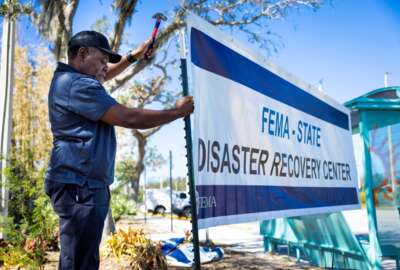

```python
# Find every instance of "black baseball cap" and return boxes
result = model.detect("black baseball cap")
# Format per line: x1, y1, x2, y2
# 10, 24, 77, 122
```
68, 31, 122, 63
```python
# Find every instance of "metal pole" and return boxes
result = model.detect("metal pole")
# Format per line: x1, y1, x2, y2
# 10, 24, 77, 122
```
179, 29, 201, 270
0, 5, 16, 237
384, 72, 389, 88
359, 112, 382, 267
388, 126, 395, 189
144, 167, 147, 223
387, 126, 399, 208
169, 150, 173, 232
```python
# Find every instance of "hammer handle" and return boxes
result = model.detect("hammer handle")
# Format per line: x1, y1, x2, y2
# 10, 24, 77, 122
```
151, 20, 161, 39
145, 19, 161, 59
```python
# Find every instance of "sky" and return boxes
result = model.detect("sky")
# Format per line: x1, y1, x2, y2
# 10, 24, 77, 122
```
266, 0, 400, 102
1, 0, 400, 184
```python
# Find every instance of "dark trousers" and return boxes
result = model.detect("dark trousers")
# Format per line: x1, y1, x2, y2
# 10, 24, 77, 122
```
45, 181, 110, 270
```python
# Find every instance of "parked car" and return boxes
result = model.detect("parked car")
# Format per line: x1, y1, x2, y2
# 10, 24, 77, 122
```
145, 189, 171, 215
173, 191, 191, 218
145, 189, 191, 217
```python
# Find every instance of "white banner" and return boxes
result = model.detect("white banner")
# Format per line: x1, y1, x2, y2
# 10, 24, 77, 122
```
187, 14, 360, 229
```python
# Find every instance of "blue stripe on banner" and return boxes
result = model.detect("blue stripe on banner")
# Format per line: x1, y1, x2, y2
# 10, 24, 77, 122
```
196, 185, 358, 219
190, 27, 349, 130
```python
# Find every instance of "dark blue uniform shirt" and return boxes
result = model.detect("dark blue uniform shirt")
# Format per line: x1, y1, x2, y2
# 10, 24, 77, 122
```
45, 62, 117, 188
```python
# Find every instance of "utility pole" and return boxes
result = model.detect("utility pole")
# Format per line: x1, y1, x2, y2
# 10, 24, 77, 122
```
384, 72, 389, 88
169, 150, 173, 232
144, 167, 147, 223
0, 1, 16, 238
0, 0, 32, 239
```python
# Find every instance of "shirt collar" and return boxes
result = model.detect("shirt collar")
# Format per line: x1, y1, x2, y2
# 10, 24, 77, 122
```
56, 62, 81, 73
56, 62, 97, 80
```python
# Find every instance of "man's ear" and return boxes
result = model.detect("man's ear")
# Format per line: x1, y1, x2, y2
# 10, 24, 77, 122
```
77, 47, 89, 62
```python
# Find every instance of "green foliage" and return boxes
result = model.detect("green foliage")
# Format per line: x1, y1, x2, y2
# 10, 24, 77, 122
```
137, 189, 144, 203
0, 45, 57, 268
0, 0, 32, 19
110, 192, 136, 222
174, 176, 189, 191
115, 159, 136, 188
145, 176, 188, 191
0, 244, 43, 270
0, 166, 58, 269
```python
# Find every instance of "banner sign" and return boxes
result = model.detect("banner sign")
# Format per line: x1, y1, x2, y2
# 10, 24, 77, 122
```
188, 14, 360, 229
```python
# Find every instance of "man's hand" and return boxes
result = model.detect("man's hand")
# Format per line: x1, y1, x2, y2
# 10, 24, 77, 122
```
130, 38, 154, 61
175, 96, 194, 117
105, 38, 155, 81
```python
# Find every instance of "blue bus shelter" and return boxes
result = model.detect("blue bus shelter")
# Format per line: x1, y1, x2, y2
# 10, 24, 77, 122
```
260, 86, 400, 269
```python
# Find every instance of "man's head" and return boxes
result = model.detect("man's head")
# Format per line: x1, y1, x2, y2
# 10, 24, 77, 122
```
67, 31, 121, 83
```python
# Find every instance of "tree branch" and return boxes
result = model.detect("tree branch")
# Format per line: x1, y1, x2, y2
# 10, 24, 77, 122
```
31, 0, 79, 61
110, 0, 138, 52
106, 8, 187, 93
106, 0, 321, 92
132, 126, 162, 141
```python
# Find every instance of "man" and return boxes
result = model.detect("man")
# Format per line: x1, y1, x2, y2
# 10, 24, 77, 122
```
44, 31, 194, 270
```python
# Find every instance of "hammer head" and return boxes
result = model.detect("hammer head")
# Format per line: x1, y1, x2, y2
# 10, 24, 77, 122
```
152, 12, 167, 21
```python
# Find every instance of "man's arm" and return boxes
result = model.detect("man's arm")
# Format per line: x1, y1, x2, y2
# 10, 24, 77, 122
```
104, 39, 152, 82
101, 96, 194, 129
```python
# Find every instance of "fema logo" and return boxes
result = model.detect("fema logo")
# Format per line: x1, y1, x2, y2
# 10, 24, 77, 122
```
196, 189, 217, 216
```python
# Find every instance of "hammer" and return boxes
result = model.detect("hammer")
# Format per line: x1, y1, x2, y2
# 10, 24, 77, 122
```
145, 12, 167, 59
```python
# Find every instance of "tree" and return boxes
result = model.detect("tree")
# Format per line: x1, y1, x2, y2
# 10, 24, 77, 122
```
114, 145, 166, 199
0, 0, 31, 19
9, 45, 54, 224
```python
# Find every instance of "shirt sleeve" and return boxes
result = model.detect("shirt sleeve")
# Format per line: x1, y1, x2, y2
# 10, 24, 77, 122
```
68, 77, 118, 122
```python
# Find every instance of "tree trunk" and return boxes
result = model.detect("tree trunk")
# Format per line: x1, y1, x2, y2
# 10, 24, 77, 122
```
129, 179, 140, 201
129, 130, 146, 201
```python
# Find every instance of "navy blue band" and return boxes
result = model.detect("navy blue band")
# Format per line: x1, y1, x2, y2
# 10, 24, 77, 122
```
196, 185, 358, 219
190, 27, 349, 130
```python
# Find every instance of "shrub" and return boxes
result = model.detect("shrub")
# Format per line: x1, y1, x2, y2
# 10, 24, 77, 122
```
104, 227, 167, 270
0, 166, 58, 269
110, 192, 137, 221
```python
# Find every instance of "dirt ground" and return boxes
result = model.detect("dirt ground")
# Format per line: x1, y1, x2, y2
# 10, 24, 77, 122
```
96, 250, 318, 270
169, 250, 318, 270
42, 214, 320, 270
44, 246, 318, 270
